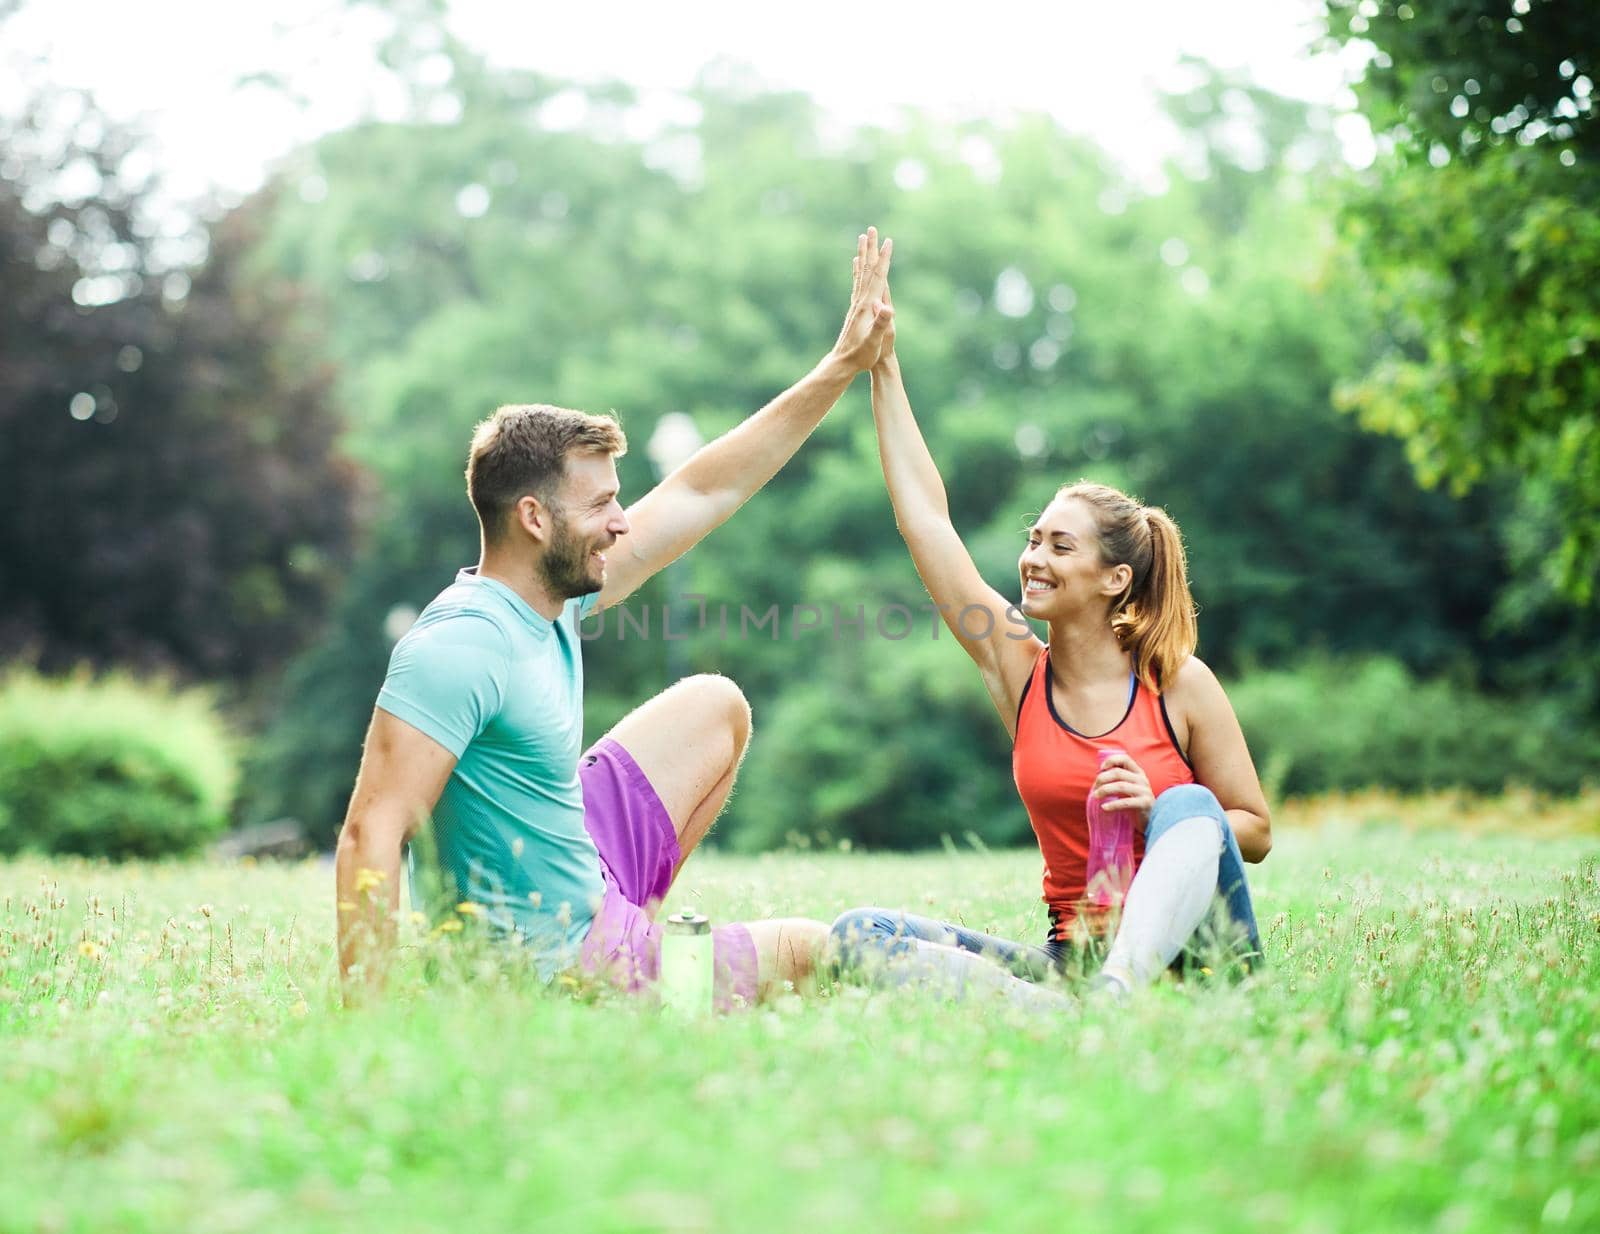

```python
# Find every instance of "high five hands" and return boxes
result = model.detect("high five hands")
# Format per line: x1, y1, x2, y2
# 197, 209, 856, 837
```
831, 226, 895, 372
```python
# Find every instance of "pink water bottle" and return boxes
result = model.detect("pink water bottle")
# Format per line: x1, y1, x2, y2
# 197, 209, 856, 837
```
1085, 747, 1135, 909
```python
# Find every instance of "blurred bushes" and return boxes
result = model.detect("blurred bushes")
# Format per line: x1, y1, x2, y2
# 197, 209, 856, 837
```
0, 671, 236, 858
733, 637, 1028, 854
736, 652, 1600, 854
1233, 657, 1600, 800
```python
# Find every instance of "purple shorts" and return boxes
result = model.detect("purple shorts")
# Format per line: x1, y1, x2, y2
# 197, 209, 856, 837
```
576, 737, 758, 1011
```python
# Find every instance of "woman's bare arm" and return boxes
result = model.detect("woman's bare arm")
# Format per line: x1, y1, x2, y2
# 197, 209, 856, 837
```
870, 353, 1040, 734
1167, 657, 1272, 862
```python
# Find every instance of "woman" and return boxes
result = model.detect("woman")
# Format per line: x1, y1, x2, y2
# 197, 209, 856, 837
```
830, 239, 1269, 1004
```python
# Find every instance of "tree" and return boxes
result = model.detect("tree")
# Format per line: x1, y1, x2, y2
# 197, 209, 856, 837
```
0, 90, 359, 683
1324, 0, 1600, 602
238, 45, 1552, 845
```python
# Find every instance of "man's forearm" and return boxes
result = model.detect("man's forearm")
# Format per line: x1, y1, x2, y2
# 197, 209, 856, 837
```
597, 233, 889, 610
334, 820, 406, 995
669, 352, 856, 511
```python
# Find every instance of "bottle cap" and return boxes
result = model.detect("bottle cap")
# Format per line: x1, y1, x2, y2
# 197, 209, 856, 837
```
664, 910, 710, 935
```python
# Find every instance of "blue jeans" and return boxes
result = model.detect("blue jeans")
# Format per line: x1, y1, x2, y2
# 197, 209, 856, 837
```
830, 784, 1263, 981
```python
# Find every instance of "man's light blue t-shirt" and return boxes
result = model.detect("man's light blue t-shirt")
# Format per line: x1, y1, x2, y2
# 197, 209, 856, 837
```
376, 567, 603, 974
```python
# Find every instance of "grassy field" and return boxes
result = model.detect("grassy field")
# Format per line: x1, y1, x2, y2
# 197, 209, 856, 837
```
3, 794, 1598, 1234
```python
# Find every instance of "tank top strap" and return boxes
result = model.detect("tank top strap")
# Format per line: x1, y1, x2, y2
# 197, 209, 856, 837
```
1014, 643, 1053, 733
1147, 675, 1194, 767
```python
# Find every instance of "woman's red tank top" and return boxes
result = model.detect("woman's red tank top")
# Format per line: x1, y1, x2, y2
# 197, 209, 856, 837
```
1011, 645, 1195, 939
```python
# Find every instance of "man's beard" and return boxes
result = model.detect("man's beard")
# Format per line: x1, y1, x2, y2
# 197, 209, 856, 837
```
537, 510, 602, 599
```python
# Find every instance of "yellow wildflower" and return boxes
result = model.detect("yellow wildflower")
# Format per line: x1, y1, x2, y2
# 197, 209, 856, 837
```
434, 919, 463, 935
456, 902, 487, 918
354, 868, 386, 894
78, 940, 101, 960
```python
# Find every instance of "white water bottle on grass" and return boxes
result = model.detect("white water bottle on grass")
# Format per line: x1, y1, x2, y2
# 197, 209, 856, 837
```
660, 910, 713, 1016
1085, 747, 1135, 910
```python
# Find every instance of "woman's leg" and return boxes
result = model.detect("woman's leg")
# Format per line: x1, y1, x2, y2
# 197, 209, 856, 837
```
1099, 784, 1234, 992
828, 908, 1070, 1011
1214, 813, 1264, 960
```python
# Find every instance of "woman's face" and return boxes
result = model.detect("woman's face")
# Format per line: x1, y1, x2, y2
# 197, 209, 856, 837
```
1017, 497, 1131, 621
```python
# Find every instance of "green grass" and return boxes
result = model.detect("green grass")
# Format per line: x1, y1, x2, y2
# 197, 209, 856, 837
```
2, 798, 1598, 1234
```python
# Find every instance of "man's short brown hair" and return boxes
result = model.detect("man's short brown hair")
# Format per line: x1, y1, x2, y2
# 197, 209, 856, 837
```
466, 404, 627, 542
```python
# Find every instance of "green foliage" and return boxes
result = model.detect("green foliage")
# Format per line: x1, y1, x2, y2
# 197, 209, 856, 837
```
0, 670, 236, 858
734, 636, 1028, 853
1324, 0, 1600, 601
2, 828, 1598, 1231
1327, 0, 1597, 159
1234, 656, 1600, 799
0, 91, 359, 684
238, 50, 1565, 845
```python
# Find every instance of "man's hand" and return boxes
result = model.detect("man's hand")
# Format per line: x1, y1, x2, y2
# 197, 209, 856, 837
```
830, 226, 894, 372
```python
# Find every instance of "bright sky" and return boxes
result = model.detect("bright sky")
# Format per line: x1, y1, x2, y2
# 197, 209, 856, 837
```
3, 0, 1375, 213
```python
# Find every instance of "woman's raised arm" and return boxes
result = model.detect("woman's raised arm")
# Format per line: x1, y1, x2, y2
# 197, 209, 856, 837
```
870, 352, 1041, 733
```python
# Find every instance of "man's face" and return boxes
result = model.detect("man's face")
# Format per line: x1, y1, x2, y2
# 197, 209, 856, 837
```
537, 452, 628, 599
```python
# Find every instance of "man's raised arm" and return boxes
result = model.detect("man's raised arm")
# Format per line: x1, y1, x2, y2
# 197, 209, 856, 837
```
594, 228, 894, 610
334, 708, 456, 1001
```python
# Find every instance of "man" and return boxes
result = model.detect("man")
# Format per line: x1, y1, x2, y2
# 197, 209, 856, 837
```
335, 228, 895, 1007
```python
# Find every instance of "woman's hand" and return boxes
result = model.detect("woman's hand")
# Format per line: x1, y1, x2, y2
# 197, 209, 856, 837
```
830, 227, 894, 372
870, 276, 897, 371
1092, 753, 1155, 831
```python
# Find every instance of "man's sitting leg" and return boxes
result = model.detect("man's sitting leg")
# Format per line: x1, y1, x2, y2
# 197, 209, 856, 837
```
599, 672, 751, 883
580, 673, 828, 1003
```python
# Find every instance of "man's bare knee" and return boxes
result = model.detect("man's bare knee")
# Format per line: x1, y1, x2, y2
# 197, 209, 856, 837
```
678, 672, 751, 759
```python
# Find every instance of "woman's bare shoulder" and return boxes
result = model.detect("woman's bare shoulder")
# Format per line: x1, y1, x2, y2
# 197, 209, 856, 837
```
1163, 655, 1227, 715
